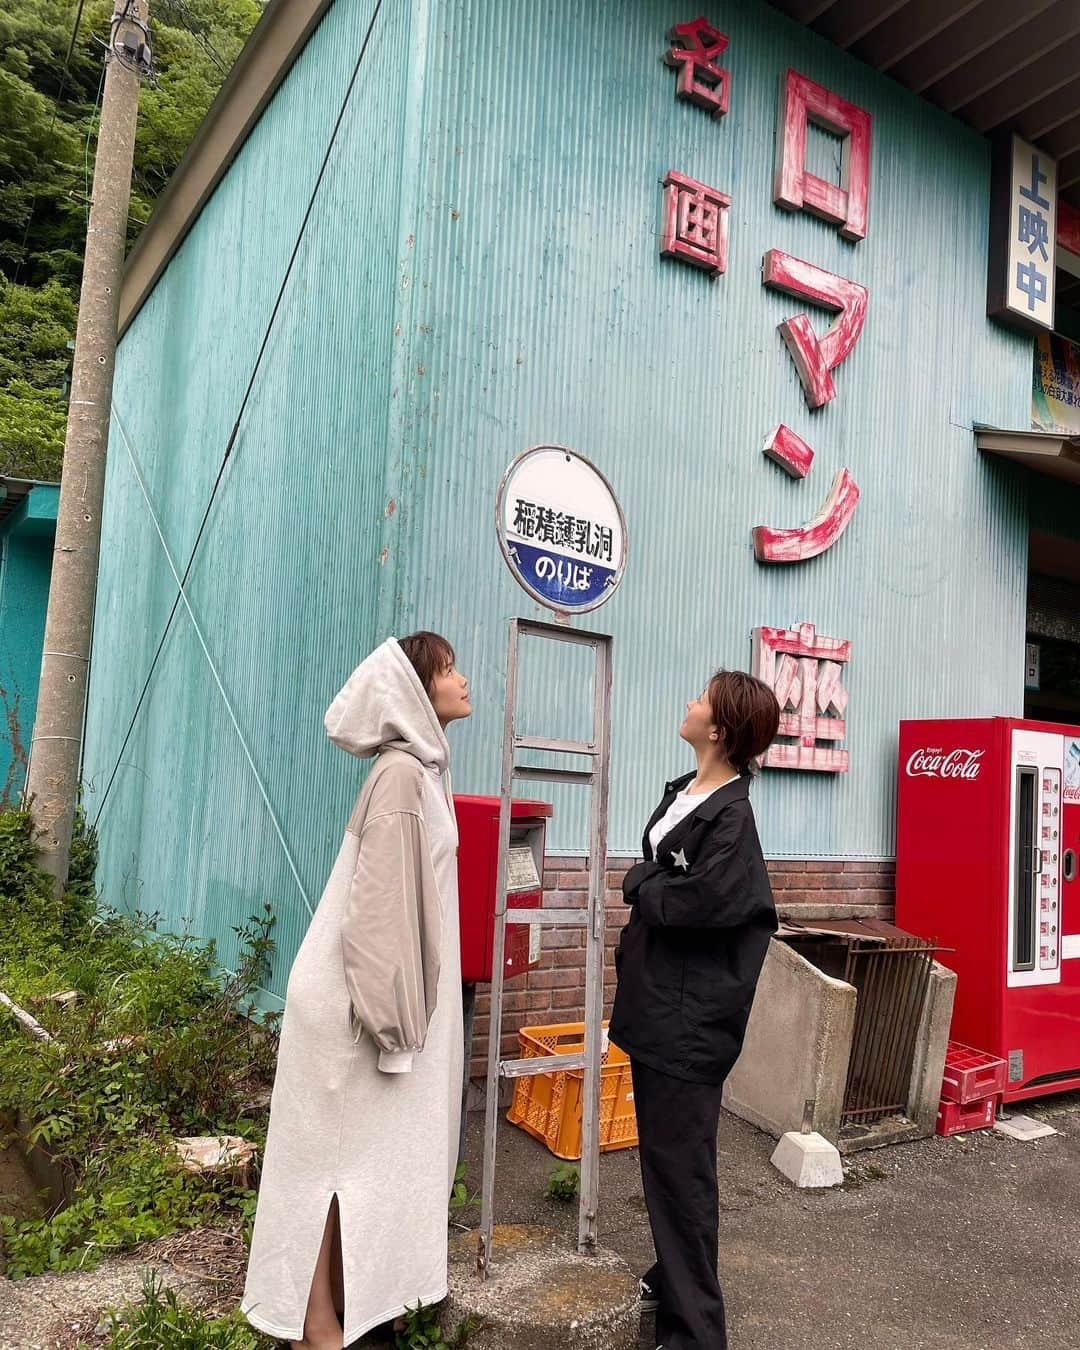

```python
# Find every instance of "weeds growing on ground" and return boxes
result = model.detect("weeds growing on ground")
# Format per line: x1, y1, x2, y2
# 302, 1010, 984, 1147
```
395, 1299, 482, 1349
90, 1270, 270, 1348
0, 809, 278, 1277
543, 1161, 581, 1201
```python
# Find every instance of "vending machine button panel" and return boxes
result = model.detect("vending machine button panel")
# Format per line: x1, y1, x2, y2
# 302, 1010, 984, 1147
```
1040, 768, 1063, 971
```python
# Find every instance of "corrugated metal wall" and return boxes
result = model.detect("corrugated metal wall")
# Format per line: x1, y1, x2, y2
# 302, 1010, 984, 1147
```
85, 0, 1034, 1000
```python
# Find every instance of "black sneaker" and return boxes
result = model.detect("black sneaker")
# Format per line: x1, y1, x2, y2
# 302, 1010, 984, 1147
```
639, 1278, 660, 1313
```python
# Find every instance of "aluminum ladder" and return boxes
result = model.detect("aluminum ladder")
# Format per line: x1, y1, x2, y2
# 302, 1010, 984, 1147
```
476, 616, 613, 1274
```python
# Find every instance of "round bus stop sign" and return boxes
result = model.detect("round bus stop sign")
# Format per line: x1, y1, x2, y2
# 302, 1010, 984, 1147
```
496, 445, 627, 614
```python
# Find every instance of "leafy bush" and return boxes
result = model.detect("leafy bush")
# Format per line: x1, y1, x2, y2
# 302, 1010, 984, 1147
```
0, 808, 278, 1277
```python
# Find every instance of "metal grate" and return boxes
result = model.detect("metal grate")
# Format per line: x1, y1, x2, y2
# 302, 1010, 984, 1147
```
840, 936, 937, 1127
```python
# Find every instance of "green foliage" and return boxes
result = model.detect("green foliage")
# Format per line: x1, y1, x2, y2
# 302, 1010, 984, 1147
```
0, 278, 76, 386
395, 1301, 481, 1350
0, 808, 278, 1278
98, 1270, 272, 1348
543, 1161, 581, 1202
448, 1161, 477, 1224
0, 0, 261, 476
0, 378, 67, 477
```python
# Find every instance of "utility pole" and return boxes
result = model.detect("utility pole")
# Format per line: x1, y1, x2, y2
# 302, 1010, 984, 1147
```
25, 0, 152, 889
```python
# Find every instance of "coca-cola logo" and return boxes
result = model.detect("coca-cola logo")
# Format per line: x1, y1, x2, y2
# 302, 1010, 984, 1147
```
905, 747, 984, 780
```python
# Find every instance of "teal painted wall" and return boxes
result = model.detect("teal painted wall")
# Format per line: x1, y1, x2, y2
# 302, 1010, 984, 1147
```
86, 0, 1035, 1001
0, 486, 59, 803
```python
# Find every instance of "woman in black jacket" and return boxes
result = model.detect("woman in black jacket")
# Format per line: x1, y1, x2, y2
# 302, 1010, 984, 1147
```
610, 669, 781, 1350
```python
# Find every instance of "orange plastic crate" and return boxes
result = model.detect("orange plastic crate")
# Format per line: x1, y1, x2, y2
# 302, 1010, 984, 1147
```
506, 1021, 638, 1160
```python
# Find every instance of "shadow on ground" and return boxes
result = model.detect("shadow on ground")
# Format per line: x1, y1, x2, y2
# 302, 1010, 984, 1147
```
360, 1092, 1080, 1350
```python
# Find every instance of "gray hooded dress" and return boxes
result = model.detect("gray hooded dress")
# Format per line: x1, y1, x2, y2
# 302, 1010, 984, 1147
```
242, 638, 463, 1343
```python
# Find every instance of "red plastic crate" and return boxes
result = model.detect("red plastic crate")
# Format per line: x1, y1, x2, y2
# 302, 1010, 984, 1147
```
940, 1040, 1008, 1104
936, 1094, 997, 1136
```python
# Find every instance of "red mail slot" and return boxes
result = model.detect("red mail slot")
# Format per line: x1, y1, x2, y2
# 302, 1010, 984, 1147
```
455, 795, 553, 983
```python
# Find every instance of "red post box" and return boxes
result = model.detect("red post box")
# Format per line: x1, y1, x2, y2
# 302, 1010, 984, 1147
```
455, 795, 553, 982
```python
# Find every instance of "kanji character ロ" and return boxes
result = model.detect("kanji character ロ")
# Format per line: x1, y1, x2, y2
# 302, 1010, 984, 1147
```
774, 69, 871, 242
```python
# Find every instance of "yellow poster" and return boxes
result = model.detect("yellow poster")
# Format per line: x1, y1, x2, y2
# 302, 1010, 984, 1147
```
1033, 331, 1080, 434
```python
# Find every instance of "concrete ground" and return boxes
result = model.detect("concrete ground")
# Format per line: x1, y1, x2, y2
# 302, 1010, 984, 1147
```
1, 1095, 1077, 1348
447, 1090, 1080, 1350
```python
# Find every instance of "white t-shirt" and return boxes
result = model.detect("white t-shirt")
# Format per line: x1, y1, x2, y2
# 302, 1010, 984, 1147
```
648, 776, 739, 857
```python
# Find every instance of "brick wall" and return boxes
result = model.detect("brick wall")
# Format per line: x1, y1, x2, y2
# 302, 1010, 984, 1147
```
467, 855, 895, 1079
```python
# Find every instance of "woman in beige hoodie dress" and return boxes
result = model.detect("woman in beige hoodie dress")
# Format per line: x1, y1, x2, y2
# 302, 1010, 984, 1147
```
242, 632, 471, 1349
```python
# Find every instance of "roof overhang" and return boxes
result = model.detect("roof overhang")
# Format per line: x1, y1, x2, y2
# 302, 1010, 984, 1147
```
118, 0, 332, 340
976, 427, 1080, 483
0, 477, 60, 536
118, 0, 1080, 338
768, 1, 1080, 211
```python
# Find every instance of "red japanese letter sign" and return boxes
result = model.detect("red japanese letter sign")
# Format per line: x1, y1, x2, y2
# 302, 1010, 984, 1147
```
763, 250, 868, 408
660, 170, 731, 275
751, 622, 851, 772
753, 467, 860, 563
664, 16, 730, 119
774, 69, 871, 242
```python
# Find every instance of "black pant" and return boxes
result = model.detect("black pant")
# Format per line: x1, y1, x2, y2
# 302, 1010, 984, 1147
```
631, 1058, 728, 1349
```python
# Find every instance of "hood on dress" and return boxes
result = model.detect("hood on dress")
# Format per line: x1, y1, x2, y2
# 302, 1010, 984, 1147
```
324, 637, 450, 772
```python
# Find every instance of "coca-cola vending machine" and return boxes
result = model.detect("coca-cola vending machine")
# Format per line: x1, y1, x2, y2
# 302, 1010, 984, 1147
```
896, 717, 1080, 1103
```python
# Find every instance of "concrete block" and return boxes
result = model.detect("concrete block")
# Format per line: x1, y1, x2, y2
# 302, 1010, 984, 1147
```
443, 1225, 639, 1350
770, 1131, 844, 1188
994, 1114, 1058, 1142
905, 960, 957, 1137
723, 938, 856, 1142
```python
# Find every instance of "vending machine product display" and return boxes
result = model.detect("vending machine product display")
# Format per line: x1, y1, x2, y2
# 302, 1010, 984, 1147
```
896, 717, 1080, 1103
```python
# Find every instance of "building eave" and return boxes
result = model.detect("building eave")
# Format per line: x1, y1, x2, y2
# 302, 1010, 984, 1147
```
118, 0, 334, 340
976, 426, 1080, 484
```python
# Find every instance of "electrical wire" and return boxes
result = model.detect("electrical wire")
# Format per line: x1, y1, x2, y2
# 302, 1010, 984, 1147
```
92, 0, 387, 829
83, 63, 107, 226
11, 0, 89, 285
158, 0, 229, 77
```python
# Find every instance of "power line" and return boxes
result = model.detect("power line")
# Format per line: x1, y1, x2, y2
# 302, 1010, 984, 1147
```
93, 0, 387, 828
11, 0, 89, 285
158, 0, 229, 77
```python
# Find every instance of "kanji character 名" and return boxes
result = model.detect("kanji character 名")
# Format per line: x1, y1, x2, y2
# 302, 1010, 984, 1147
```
751, 622, 851, 772
660, 170, 731, 275
1020, 153, 1051, 210
663, 16, 730, 119
1019, 205, 1050, 262
1017, 260, 1048, 311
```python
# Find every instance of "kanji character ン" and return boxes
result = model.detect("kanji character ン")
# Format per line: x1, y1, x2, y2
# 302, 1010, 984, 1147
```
752, 467, 860, 563
663, 16, 730, 118
660, 170, 731, 275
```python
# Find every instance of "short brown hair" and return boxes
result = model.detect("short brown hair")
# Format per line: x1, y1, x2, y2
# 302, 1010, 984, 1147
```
707, 669, 780, 775
399, 631, 455, 695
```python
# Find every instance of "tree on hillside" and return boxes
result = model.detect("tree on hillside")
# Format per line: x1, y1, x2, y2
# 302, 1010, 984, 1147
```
0, 0, 261, 478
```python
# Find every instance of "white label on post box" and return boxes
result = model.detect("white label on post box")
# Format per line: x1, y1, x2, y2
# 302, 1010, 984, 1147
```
528, 925, 542, 965
507, 846, 540, 892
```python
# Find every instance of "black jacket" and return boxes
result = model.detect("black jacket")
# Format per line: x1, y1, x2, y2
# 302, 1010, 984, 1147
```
609, 772, 777, 1085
